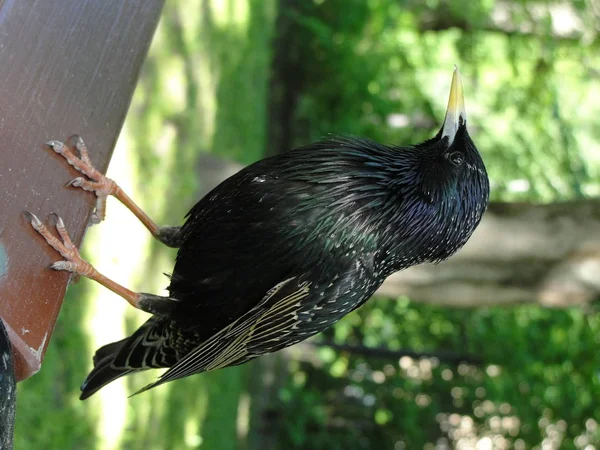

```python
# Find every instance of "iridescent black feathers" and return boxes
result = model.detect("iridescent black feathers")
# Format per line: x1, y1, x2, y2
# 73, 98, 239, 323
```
80, 69, 489, 399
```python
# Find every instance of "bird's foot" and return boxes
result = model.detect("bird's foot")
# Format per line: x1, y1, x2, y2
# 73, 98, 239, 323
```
45, 135, 168, 245
46, 135, 118, 224
25, 211, 143, 308
24, 212, 97, 278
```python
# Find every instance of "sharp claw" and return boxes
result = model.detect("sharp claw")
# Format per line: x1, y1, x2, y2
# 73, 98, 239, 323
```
89, 212, 101, 225
48, 213, 65, 228
73, 135, 85, 148
66, 177, 85, 187
56, 215, 65, 228
46, 140, 65, 152
23, 211, 42, 227
50, 261, 69, 271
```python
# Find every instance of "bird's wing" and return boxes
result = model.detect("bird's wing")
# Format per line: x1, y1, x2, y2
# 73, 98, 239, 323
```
133, 276, 315, 395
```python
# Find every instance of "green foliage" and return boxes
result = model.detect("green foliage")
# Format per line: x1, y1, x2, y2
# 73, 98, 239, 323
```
281, 0, 600, 203
276, 301, 600, 449
15, 283, 97, 450
266, 0, 600, 448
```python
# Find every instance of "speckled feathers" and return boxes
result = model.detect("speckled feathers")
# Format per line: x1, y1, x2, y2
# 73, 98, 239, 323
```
80, 70, 489, 398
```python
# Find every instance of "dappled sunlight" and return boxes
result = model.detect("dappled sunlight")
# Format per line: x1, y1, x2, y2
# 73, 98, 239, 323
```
212, 0, 250, 30
236, 392, 252, 440
275, 298, 600, 448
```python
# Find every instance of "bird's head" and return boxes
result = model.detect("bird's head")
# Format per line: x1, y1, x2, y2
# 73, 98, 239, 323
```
407, 67, 489, 208
374, 67, 490, 264
263, 68, 489, 265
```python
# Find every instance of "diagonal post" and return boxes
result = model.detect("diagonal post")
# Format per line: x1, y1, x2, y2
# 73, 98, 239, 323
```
0, 0, 165, 381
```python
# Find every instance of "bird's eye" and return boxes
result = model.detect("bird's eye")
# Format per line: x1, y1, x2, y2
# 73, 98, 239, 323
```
449, 152, 463, 166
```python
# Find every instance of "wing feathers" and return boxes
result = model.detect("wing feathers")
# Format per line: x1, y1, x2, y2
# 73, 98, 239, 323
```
134, 277, 312, 395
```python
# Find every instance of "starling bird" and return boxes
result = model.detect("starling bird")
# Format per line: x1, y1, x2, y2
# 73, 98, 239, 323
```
26, 68, 489, 399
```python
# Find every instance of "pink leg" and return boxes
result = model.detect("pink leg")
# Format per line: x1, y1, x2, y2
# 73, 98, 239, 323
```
46, 135, 161, 235
24, 212, 142, 309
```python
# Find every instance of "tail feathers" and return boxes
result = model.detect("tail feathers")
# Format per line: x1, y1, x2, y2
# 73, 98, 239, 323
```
80, 355, 134, 400
92, 337, 129, 365
81, 318, 168, 400
80, 339, 136, 400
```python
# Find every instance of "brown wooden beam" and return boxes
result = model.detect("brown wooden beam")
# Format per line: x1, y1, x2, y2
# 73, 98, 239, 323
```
0, 0, 164, 381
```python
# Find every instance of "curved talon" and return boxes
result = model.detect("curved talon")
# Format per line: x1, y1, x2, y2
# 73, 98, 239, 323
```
90, 212, 102, 225
47, 136, 116, 225
66, 177, 85, 187
54, 214, 65, 228
26, 212, 95, 277
46, 140, 65, 153
23, 211, 43, 229
26, 210, 142, 308
45, 135, 163, 238
50, 261, 71, 271
72, 134, 85, 148
70, 134, 92, 166
53, 215, 74, 248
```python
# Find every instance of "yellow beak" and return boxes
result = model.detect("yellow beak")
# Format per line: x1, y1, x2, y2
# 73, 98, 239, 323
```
441, 66, 467, 146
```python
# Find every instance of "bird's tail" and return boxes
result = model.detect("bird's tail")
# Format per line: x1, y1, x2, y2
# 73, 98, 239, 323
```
79, 339, 134, 400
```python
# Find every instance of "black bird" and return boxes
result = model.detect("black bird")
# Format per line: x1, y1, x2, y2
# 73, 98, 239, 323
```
26, 68, 489, 399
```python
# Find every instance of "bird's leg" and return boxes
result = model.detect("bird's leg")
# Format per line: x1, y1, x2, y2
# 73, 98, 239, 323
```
24, 212, 179, 315
46, 135, 183, 248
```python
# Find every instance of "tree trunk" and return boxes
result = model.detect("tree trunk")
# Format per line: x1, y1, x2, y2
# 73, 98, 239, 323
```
196, 155, 600, 309
264, 0, 308, 157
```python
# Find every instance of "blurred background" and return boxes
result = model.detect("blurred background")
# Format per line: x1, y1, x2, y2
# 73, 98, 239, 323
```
14, 0, 600, 448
